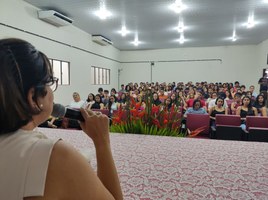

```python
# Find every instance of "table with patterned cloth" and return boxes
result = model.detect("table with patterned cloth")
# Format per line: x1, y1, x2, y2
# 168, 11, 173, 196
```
40, 128, 268, 200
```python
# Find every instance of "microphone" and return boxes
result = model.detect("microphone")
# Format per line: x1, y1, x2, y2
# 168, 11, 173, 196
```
51, 103, 84, 122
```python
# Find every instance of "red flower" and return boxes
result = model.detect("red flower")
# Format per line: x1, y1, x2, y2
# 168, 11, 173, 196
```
152, 118, 160, 128
135, 102, 141, 110
151, 106, 160, 114
130, 109, 138, 117
138, 111, 145, 118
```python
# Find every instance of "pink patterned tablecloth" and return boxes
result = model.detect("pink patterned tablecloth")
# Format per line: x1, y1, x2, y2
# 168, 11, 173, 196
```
40, 128, 268, 200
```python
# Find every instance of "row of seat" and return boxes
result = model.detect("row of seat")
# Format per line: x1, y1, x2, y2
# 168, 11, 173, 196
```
186, 114, 268, 142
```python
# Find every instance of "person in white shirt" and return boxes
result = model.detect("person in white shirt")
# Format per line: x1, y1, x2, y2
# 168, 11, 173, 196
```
69, 92, 85, 109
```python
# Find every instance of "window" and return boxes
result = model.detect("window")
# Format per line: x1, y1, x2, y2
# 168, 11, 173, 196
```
91, 66, 110, 85
49, 59, 70, 85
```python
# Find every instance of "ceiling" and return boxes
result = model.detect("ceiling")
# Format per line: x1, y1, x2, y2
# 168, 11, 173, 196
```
24, 0, 268, 51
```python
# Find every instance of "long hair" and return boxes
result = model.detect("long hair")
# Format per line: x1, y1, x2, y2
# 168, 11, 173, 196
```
0, 38, 53, 134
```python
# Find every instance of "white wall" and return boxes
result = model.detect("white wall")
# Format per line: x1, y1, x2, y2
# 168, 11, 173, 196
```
120, 45, 259, 89
0, 0, 121, 105
257, 38, 268, 73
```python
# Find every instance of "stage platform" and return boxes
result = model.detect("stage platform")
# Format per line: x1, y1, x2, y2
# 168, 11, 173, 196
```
40, 128, 268, 200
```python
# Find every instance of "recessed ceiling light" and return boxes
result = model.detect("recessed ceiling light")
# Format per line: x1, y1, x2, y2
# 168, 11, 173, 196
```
118, 26, 130, 37
94, 2, 112, 20
131, 36, 141, 46
169, 0, 187, 14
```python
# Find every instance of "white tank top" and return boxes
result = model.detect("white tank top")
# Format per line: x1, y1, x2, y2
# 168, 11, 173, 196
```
0, 128, 59, 200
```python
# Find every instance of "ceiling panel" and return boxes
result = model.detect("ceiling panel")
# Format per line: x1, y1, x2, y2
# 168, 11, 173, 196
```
24, 0, 268, 50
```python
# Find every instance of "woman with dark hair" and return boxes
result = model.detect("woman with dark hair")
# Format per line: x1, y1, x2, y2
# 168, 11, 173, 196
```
108, 95, 118, 117
85, 93, 95, 109
253, 94, 267, 116
90, 94, 104, 110
110, 88, 117, 97
236, 96, 258, 129
209, 97, 228, 128
184, 99, 207, 117
0, 39, 122, 199
152, 92, 162, 106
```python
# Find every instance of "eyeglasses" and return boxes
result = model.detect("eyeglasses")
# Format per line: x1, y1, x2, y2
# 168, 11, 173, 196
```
46, 77, 59, 92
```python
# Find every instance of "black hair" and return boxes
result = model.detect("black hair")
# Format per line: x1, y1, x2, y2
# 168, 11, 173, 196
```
215, 97, 224, 105
241, 96, 253, 108
98, 87, 103, 92
0, 38, 53, 134
86, 93, 95, 102
193, 99, 201, 109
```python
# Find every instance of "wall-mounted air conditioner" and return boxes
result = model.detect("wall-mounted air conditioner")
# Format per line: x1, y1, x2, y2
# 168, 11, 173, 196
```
38, 10, 73, 27
92, 35, 113, 46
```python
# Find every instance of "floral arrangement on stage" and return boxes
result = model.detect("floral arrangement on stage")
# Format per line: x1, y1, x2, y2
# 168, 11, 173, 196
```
110, 95, 185, 137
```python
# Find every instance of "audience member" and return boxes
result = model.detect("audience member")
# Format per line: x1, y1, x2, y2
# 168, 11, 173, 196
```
84, 93, 95, 109
236, 96, 258, 129
208, 97, 228, 128
69, 92, 85, 109
90, 94, 104, 110
253, 94, 267, 116
184, 99, 207, 117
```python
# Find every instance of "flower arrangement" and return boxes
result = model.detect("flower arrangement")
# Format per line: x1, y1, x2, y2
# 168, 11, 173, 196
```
110, 94, 185, 137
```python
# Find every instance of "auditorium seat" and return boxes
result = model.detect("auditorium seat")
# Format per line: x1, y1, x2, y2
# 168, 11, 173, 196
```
213, 114, 244, 141
246, 116, 268, 131
246, 116, 268, 142
186, 114, 210, 135
91, 109, 109, 116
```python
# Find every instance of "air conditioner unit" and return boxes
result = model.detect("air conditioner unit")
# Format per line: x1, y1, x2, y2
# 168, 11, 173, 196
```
38, 10, 73, 27
92, 35, 113, 46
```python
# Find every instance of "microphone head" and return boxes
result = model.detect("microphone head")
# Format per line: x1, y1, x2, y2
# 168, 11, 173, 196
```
51, 103, 66, 118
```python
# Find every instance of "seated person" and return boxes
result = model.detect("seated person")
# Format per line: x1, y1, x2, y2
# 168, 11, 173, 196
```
208, 97, 228, 128
186, 91, 206, 111
208, 92, 228, 110
253, 94, 267, 116
89, 94, 104, 110
65, 92, 85, 129
231, 92, 242, 114
162, 97, 172, 111
152, 92, 162, 106
158, 89, 168, 102
236, 96, 258, 129
108, 95, 118, 117
136, 94, 146, 110
84, 93, 95, 109
184, 99, 207, 117
102, 90, 110, 108
69, 92, 85, 109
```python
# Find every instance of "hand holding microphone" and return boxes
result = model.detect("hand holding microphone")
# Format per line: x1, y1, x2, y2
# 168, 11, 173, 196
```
51, 103, 110, 145
51, 103, 85, 121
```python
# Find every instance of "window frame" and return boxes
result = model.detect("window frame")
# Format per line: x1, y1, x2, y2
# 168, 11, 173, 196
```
91, 66, 110, 85
49, 58, 70, 85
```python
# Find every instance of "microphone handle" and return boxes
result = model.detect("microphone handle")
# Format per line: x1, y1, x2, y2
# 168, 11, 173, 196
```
65, 108, 85, 122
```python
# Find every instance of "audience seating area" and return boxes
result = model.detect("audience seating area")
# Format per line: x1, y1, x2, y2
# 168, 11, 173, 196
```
49, 81, 268, 142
